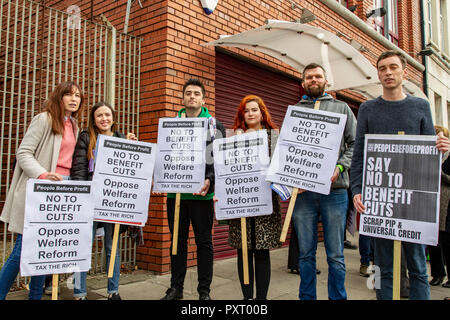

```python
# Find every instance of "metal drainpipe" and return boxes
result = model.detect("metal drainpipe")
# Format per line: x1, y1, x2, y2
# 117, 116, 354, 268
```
124, 0, 133, 34
419, 0, 429, 96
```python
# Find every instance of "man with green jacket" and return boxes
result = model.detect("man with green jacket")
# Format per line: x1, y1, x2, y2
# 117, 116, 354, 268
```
161, 78, 225, 301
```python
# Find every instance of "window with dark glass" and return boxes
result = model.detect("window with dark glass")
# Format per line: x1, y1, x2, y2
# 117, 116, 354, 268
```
371, 0, 398, 45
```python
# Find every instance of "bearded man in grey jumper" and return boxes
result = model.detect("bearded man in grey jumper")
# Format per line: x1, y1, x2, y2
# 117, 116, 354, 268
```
350, 50, 450, 300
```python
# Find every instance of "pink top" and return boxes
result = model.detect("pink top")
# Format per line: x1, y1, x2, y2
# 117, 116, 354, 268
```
38, 118, 76, 179
55, 117, 76, 177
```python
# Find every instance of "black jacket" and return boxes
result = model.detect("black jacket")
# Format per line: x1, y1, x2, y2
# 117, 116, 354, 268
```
71, 130, 127, 232
443, 157, 450, 232
443, 157, 450, 176
71, 130, 126, 181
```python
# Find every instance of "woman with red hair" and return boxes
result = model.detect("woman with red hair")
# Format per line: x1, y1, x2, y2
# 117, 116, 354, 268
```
232, 95, 277, 132
228, 95, 282, 300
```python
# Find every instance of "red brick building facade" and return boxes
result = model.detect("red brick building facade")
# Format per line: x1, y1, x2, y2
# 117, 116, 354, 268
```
45, 0, 426, 274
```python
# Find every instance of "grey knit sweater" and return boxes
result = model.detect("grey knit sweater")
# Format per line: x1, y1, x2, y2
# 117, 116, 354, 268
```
350, 95, 435, 196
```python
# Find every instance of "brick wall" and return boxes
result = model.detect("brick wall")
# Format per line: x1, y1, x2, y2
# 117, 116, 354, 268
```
45, 0, 425, 274
397, 0, 423, 85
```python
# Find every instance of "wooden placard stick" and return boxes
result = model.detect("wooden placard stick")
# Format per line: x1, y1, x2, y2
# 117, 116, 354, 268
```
234, 130, 249, 284
393, 240, 401, 300
280, 188, 299, 242
172, 193, 181, 255
392, 131, 405, 300
241, 217, 249, 284
52, 274, 58, 300
108, 223, 121, 278
171, 112, 186, 256
280, 100, 321, 243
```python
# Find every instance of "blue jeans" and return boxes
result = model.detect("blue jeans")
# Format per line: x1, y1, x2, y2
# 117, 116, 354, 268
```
73, 222, 121, 298
0, 234, 45, 300
374, 237, 430, 300
359, 234, 373, 265
292, 188, 348, 300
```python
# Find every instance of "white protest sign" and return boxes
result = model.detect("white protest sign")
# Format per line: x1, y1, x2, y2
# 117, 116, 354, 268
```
92, 135, 156, 226
360, 134, 441, 245
266, 105, 347, 195
153, 117, 208, 193
20, 180, 94, 276
214, 130, 273, 220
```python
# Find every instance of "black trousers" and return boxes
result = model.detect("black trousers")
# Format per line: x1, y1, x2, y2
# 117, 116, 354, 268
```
236, 218, 271, 300
167, 198, 214, 295
237, 248, 271, 300
442, 231, 450, 279
429, 230, 450, 278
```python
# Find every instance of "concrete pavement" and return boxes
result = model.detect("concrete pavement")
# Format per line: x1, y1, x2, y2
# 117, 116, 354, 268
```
6, 234, 450, 300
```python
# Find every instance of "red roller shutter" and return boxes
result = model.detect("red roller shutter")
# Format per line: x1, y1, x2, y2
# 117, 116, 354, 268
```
213, 51, 304, 260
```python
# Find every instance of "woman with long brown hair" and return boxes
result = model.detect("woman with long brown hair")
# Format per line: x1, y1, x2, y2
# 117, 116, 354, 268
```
70, 101, 136, 300
228, 95, 282, 300
0, 81, 83, 300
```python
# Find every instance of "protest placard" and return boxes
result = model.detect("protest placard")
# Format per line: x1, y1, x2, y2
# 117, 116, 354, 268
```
20, 180, 94, 276
266, 105, 347, 195
359, 134, 441, 246
213, 130, 273, 220
92, 135, 156, 226
153, 117, 208, 193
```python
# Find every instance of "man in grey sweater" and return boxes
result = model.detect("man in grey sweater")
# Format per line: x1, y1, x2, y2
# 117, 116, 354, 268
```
291, 63, 357, 300
350, 50, 450, 300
